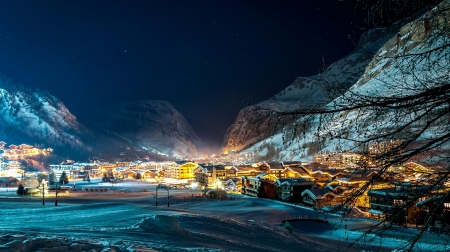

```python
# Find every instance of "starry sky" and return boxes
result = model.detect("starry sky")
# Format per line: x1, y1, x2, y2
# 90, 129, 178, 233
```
0, 1, 365, 146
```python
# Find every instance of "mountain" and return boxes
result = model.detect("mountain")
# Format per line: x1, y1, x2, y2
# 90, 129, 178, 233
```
221, 24, 399, 154
0, 80, 93, 159
0, 80, 203, 162
88, 100, 202, 159
239, 2, 449, 161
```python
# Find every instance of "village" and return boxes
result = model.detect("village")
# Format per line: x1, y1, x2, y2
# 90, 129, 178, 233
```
0, 141, 449, 232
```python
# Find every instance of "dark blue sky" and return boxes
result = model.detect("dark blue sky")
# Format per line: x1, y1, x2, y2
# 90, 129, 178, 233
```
0, 1, 364, 136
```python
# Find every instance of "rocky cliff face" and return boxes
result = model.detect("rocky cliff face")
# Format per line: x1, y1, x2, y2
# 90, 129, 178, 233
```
90, 100, 202, 159
241, 1, 450, 161
222, 25, 398, 154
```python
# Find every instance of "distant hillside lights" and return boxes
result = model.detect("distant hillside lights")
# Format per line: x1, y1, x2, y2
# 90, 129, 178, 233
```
1, 142, 53, 159
0, 161, 24, 178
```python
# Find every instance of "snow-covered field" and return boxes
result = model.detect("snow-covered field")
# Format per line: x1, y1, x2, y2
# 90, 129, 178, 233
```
0, 181, 448, 251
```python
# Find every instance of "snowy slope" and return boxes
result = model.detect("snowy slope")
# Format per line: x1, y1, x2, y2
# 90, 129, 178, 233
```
222, 24, 399, 154
0, 80, 203, 160
243, 1, 450, 162
1, 183, 447, 252
90, 100, 203, 159
0, 80, 93, 155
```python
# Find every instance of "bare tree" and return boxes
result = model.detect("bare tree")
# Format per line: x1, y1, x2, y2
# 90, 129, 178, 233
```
246, 1, 449, 251
194, 170, 209, 196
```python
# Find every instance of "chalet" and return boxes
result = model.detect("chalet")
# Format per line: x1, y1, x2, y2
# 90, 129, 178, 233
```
234, 165, 261, 177
242, 173, 277, 198
367, 182, 438, 225
274, 178, 314, 203
336, 171, 373, 187
416, 194, 450, 227
224, 166, 238, 178
259, 162, 284, 178
125, 170, 137, 178
303, 163, 329, 173
281, 166, 311, 179
194, 164, 227, 186
241, 176, 259, 197
301, 188, 336, 208
309, 170, 328, 181
224, 178, 241, 192
202, 165, 227, 180
260, 179, 276, 199
143, 170, 158, 180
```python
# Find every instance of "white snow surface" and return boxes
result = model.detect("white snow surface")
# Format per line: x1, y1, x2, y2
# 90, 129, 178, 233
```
1, 181, 449, 251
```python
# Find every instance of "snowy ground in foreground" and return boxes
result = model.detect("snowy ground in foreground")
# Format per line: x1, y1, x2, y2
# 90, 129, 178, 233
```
0, 181, 449, 251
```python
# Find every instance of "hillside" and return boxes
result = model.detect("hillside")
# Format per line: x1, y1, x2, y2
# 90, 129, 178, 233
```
0, 80, 93, 159
88, 100, 202, 159
238, 1, 450, 162
222, 24, 399, 154
0, 81, 203, 162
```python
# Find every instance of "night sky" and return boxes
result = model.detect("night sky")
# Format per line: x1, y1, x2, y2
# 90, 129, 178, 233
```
0, 1, 364, 141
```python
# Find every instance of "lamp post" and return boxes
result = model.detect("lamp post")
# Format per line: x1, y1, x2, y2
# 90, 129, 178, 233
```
55, 182, 59, 206
155, 185, 158, 206
156, 183, 170, 207
167, 186, 170, 207
38, 179, 48, 205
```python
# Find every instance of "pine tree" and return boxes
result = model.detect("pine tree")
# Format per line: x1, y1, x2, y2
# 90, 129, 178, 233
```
17, 184, 25, 196
49, 171, 57, 185
135, 172, 142, 180
59, 171, 69, 185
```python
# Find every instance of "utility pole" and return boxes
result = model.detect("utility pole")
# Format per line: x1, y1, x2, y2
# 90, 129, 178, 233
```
55, 182, 58, 206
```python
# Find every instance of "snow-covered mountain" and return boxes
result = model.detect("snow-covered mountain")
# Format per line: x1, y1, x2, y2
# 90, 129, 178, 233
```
0, 80, 202, 160
0, 80, 93, 157
231, 1, 449, 161
89, 100, 202, 159
222, 24, 399, 154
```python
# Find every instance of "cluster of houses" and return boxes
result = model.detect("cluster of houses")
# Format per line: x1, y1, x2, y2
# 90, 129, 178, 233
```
0, 142, 53, 158
0, 142, 53, 178
45, 151, 450, 228
2, 141, 449, 228
237, 159, 450, 228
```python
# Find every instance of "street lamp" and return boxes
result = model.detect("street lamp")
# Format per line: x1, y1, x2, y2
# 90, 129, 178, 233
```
38, 179, 48, 205
155, 183, 170, 207
55, 182, 59, 206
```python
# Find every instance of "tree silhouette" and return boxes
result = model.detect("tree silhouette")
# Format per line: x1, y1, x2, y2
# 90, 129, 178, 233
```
49, 171, 57, 185
59, 171, 69, 185
247, 1, 450, 251
16, 184, 25, 196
